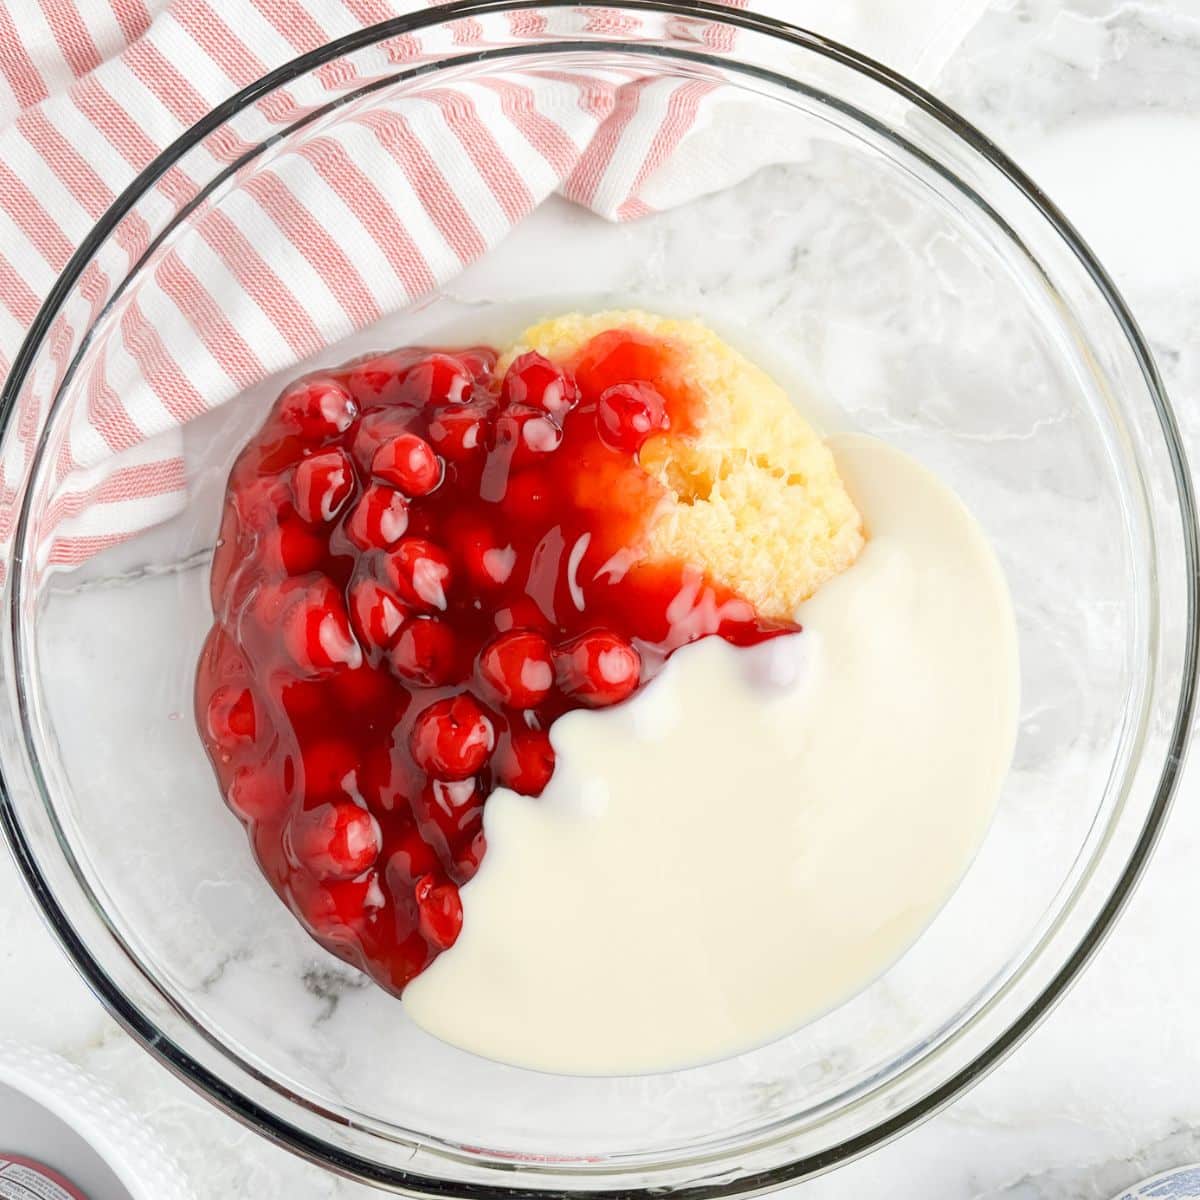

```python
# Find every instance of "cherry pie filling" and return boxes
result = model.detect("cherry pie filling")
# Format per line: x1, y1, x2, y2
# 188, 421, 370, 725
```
196, 330, 799, 993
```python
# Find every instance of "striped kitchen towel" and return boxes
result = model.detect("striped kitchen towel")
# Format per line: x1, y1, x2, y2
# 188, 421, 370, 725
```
0, 0, 988, 573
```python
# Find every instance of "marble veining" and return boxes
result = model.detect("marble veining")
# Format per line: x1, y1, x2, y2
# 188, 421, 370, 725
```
4, 1, 1200, 1196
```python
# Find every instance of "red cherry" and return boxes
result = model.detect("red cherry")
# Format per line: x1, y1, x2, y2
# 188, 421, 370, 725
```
372, 433, 443, 496
494, 728, 556, 797
385, 538, 453, 611
555, 629, 641, 706
277, 376, 358, 439
281, 579, 363, 675
410, 695, 495, 780
388, 826, 440, 886
419, 777, 482, 838
596, 381, 668, 453
293, 449, 354, 523
293, 871, 384, 939
344, 484, 410, 550
397, 353, 473, 408
571, 327, 671, 399
345, 348, 428, 407
259, 519, 327, 576
492, 403, 563, 471
348, 578, 407, 651
414, 873, 463, 949
459, 346, 498, 381
350, 409, 418, 473
427, 398, 494, 463
477, 630, 554, 709
500, 351, 578, 418
390, 616, 459, 687
288, 801, 381, 880
206, 685, 257, 748
300, 738, 359, 802
228, 763, 288, 822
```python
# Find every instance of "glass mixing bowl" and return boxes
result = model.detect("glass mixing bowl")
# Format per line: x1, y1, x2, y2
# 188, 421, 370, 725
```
1, 2, 1196, 1194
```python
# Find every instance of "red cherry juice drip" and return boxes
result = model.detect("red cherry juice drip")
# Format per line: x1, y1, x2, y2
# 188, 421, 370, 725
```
196, 330, 798, 994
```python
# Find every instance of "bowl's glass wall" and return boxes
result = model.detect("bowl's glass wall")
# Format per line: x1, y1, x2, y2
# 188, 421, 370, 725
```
0, 7, 1191, 1194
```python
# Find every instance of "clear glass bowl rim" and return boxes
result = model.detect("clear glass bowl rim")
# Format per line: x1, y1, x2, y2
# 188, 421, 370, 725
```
0, 1, 1197, 1194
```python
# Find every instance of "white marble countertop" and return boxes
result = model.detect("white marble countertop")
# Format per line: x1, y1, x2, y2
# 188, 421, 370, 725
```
5, 1, 1200, 1196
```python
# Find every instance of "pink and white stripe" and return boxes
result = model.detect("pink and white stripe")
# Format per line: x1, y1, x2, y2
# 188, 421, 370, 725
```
0, 0, 976, 575
0, 0, 770, 573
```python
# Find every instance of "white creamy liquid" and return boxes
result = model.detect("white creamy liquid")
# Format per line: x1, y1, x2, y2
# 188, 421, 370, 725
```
404, 435, 1019, 1074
